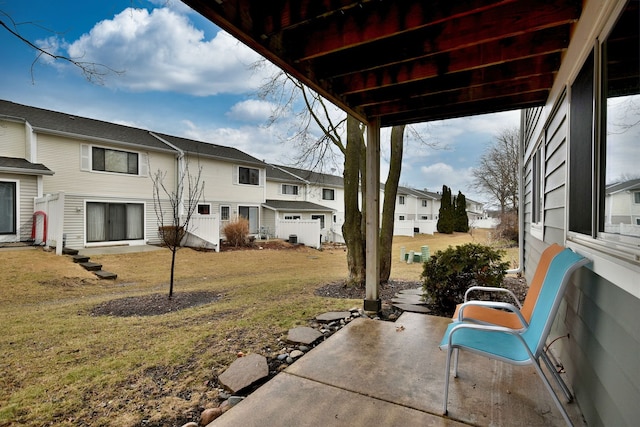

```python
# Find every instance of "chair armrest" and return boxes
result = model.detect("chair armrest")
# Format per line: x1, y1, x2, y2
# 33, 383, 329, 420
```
457, 300, 529, 328
464, 286, 522, 308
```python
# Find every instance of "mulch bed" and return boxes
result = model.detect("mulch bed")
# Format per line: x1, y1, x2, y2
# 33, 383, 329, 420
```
89, 291, 223, 317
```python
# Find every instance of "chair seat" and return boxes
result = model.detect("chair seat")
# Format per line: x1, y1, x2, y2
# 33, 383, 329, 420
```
440, 323, 532, 364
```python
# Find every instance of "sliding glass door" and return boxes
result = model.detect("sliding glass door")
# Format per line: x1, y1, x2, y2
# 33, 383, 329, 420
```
87, 202, 144, 242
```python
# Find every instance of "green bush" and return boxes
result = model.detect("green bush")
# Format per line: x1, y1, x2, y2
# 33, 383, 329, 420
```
421, 243, 509, 315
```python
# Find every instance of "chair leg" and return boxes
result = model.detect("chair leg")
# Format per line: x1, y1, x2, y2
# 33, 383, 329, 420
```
453, 348, 459, 377
443, 346, 453, 415
533, 358, 574, 427
542, 352, 573, 402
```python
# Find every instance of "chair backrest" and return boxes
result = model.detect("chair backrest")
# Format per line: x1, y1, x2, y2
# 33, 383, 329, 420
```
522, 248, 589, 357
520, 243, 565, 321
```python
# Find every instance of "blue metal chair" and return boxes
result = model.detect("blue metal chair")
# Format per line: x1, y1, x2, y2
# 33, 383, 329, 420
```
439, 248, 589, 426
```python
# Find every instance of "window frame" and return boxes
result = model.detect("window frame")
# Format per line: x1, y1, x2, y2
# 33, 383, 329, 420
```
220, 205, 230, 221
530, 142, 544, 241
197, 204, 211, 215
421, 199, 428, 207
322, 188, 335, 200
281, 184, 299, 195
0, 180, 17, 235
399, 195, 405, 205
566, 1, 640, 267
311, 214, 325, 229
238, 166, 260, 186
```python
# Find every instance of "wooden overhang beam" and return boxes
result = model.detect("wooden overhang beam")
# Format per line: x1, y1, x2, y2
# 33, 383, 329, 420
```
327, 26, 569, 96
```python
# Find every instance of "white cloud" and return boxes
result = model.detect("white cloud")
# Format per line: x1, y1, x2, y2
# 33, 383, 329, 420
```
226, 99, 275, 122
63, 7, 265, 95
419, 162, 479, 198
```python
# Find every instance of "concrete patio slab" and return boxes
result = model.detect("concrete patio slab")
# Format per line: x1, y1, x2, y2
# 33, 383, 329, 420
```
209, 312, 585, 426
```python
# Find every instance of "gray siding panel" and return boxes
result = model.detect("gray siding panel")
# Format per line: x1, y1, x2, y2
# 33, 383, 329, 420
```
562, 269, 640, 427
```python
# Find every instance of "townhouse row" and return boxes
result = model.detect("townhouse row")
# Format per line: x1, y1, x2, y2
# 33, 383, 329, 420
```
0, 99, 483, 252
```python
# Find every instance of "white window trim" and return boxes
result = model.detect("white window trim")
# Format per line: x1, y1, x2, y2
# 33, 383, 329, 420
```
197, 203, 212, 215
0, 179, 19, 241
80, 144, 148, 177
530, 142, 544, 241
220, 205, 230, 221
281, 184, 299, 195
322, 188, 335, 200
84, 199, 147, 247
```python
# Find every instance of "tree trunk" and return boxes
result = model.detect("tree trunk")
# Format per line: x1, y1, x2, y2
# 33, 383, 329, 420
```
379, 125, 405, 283
342, 115, 366, 285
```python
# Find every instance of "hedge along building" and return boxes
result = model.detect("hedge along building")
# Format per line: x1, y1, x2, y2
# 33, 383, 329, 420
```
182, 0, 638, 425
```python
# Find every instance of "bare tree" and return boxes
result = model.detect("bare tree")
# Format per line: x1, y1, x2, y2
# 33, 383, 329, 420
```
1, 9, 123, 84
471, 127, 519, 214
150, 162, 205, 298
256, 62, 411, 285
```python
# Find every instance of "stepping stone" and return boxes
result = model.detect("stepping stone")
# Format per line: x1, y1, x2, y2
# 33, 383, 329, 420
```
62, 247, 79, 255
80, 261, 102, 271
94, 270, 117, 280
316, 311, 351, 323
391, 296, 424, 305
71, 255, 90, 263
218, 353, 268, 393
397, 288, 424, 295
392, 303, 432, 314
287, 327, 323, 345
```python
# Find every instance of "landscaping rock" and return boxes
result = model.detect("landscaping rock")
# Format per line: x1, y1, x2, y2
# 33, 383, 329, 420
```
316, 311, 351, 322
286, 326, 322, 345
200, 407, 223, 425
218, 353, 268, 393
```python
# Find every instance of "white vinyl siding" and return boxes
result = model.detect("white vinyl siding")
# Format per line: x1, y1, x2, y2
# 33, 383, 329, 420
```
0, 119, 28, 159
38, 135, 168, 199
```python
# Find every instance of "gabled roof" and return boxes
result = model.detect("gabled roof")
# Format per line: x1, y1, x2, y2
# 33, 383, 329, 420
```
153, 133, 265, 167
0, 156, 54, 176
606, 178, 640, 194
275, 165, 344, 187
263, 199, 334, 212
265, 164, 308, 183
183, 0, 581, 126
0, 100, 172, 152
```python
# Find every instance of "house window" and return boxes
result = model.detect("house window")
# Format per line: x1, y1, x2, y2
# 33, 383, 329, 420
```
422, 200, 428, 207
86, 202, 144, 242
322, 188, 335, 200
399, 215, 405, 220
0, 181, 16, 234
220, 206, 230, 221
421, 215, 429, 220
284, 215, 301, 220
532, 146, 544, 224
238, 166, 259, 185
399, 196, 405, 205
92, 147, 139, 175
197, 204, 211, 215
238, 206, 259, 233
311, 214, 325, 228
282, 184, 299, 195
635, 192, 640, 204
569, 1, 640, 253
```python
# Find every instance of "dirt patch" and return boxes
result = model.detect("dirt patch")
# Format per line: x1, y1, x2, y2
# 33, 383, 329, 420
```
220, 239, 302, 252
39, 277, 100, 288
90, 291, 223, 317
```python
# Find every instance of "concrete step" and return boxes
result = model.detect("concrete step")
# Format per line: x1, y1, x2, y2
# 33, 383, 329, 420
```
62, 247, 79, 255
94, 270, 117, 280
71, 254, 90, 263
79, 261, 102, 271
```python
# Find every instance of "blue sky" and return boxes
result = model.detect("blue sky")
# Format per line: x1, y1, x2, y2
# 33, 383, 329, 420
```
0, 0, 520, 202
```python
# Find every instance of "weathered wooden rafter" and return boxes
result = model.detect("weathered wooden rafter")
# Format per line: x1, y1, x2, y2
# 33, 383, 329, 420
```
182, 0, 581, 125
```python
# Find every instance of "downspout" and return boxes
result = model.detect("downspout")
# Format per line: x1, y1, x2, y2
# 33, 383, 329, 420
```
149, 132, 185, 215
507, 112, 526, 275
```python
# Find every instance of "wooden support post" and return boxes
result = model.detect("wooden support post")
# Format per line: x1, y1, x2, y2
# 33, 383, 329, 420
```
364, 118, 381, 313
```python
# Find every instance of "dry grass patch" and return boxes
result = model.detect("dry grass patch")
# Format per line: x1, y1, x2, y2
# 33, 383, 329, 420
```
0, 229, 516, 426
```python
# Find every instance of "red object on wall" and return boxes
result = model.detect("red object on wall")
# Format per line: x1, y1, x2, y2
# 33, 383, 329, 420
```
31, 211, 47, 243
